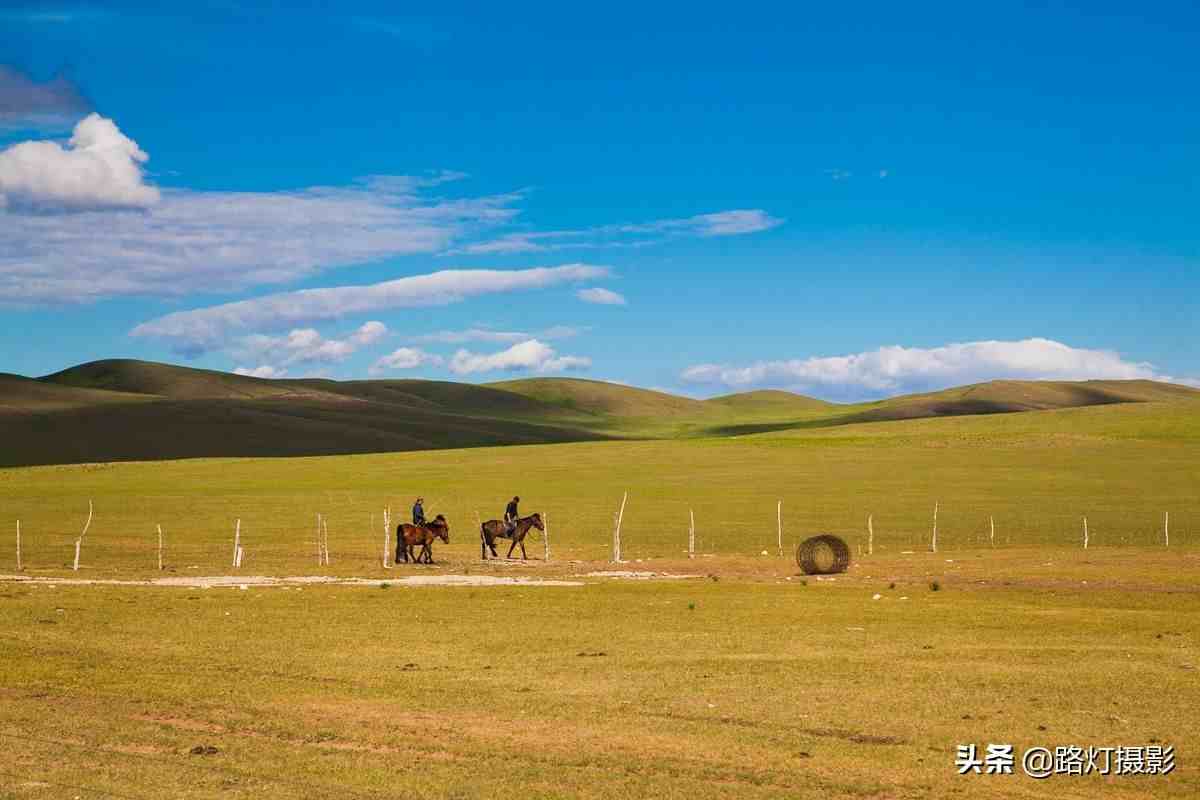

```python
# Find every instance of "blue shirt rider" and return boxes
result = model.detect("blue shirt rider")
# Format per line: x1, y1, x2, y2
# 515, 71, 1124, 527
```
412, 498, 426, 526
504, 496, 520, 533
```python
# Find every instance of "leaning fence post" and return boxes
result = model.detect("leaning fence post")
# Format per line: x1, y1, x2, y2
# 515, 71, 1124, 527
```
72, 499, 92, 572
315, 513, 322, 565
612, 492, 627, 562
930, 502, 938, 553
1083, 516, 1089, 549
989, 515, 995, 548
321, 517, 331, 566
1164, 511, 1169, 547
867, 514, 874, 556
233, 519, 241, 567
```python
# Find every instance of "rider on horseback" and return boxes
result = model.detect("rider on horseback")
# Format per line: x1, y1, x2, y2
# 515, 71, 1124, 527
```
412, 497, 426, 526
504, 496, 520, 534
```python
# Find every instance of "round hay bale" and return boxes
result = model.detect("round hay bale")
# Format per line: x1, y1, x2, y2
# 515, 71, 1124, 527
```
796, 534, 851, 575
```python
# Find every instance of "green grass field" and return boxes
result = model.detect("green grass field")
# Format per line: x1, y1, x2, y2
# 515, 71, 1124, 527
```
2, 387, 1199, 798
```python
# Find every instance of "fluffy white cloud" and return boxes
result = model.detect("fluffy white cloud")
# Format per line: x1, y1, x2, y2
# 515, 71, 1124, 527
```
682, 338, 1185, 400
448, 339, 590, 375
349, 320, 387, 346
236, 321, 388, 367
453, 208, 783, 255
233, 365, 287, 379
369, 347, 443, 375
577, 287, 626, 305
0, 113, 159, 211
0, 131, 521, 303
131, 265, 608, 355
0, 66, 90, 129
409, 325, 581, 344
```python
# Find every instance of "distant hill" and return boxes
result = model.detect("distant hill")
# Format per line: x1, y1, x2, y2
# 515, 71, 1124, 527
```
703, 389, 834, 416
850, 379, 1200, 423
488, 377, 710, 418
2, 359, 1197, 466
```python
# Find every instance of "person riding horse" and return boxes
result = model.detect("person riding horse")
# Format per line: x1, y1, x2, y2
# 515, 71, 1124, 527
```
504, 496, 520, 534
412, 497, 426, 526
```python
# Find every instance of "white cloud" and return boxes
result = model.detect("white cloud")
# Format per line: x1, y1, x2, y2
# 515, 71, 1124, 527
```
577, 287, 626, 305
232, 365, 287, 379
447, 339, 590, 375
681, 338, 1187, 401
0, 113, 159, 211
687, 209, 780, 236
369, 347, 443, 375
349, 320, 387, 346
453, 208, 782, 255
409, 325, 581, 344
0, 66, 90, 129
236, 321, 389, 367
131, 265, 608, 355
0, 124, 521, 303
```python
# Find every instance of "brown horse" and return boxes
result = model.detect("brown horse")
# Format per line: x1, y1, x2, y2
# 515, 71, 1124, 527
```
480, 513, 543, 560
396, 515, 450, 564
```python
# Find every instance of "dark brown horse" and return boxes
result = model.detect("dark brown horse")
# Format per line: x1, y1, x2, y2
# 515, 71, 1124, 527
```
480, 513, 543, 560
396, 515, 450, 564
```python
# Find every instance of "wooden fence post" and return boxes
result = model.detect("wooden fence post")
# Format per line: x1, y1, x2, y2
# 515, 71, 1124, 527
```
776, 500, 783, 557
1083, 516, 1089, 549
322, 517, 331, 566
691, 509, 697, 558
989, 516, 995, 548
73, 500, 93, 572
157, 524, 164, 571
1164, 511, 1169, 547
382, 508, 392, 569
612, 492, 627, 562
867, 514, 874, 556
16, 520, 21, 572
233, 519, 241, 567
543, 512, 550, 562
930, 502, 938, 553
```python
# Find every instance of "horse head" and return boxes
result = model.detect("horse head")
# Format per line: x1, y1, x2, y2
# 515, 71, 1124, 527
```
530, 512, 544, 531
432, 514, 450, 542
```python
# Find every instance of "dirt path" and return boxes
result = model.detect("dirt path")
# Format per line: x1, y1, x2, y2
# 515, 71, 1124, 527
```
0, 573, 585, 589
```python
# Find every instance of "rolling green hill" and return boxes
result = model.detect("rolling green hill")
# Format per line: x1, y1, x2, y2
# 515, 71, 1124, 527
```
1, 358, 1197, 466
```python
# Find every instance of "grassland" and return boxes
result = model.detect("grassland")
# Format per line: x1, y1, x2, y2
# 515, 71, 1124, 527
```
2, 377, 1199, 798
4, 359, 1198, 466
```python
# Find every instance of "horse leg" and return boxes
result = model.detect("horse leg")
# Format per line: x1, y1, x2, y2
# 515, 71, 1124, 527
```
506, 538, 517, 559
480, 529, 487, 560
520, 538, 528, 560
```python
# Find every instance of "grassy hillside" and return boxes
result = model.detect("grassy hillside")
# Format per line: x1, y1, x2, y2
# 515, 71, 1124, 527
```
3, 359, 1197, 466
0, 373, 156, 413
3, 390, 1198, 798
2, 392, 1196, 574
851, 378, 1200, 422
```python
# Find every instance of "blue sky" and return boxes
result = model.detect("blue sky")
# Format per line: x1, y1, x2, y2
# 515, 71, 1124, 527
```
1, 1, 1197, 399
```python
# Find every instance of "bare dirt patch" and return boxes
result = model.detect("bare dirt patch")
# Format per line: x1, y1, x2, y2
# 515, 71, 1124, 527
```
0, 573, 584, 589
